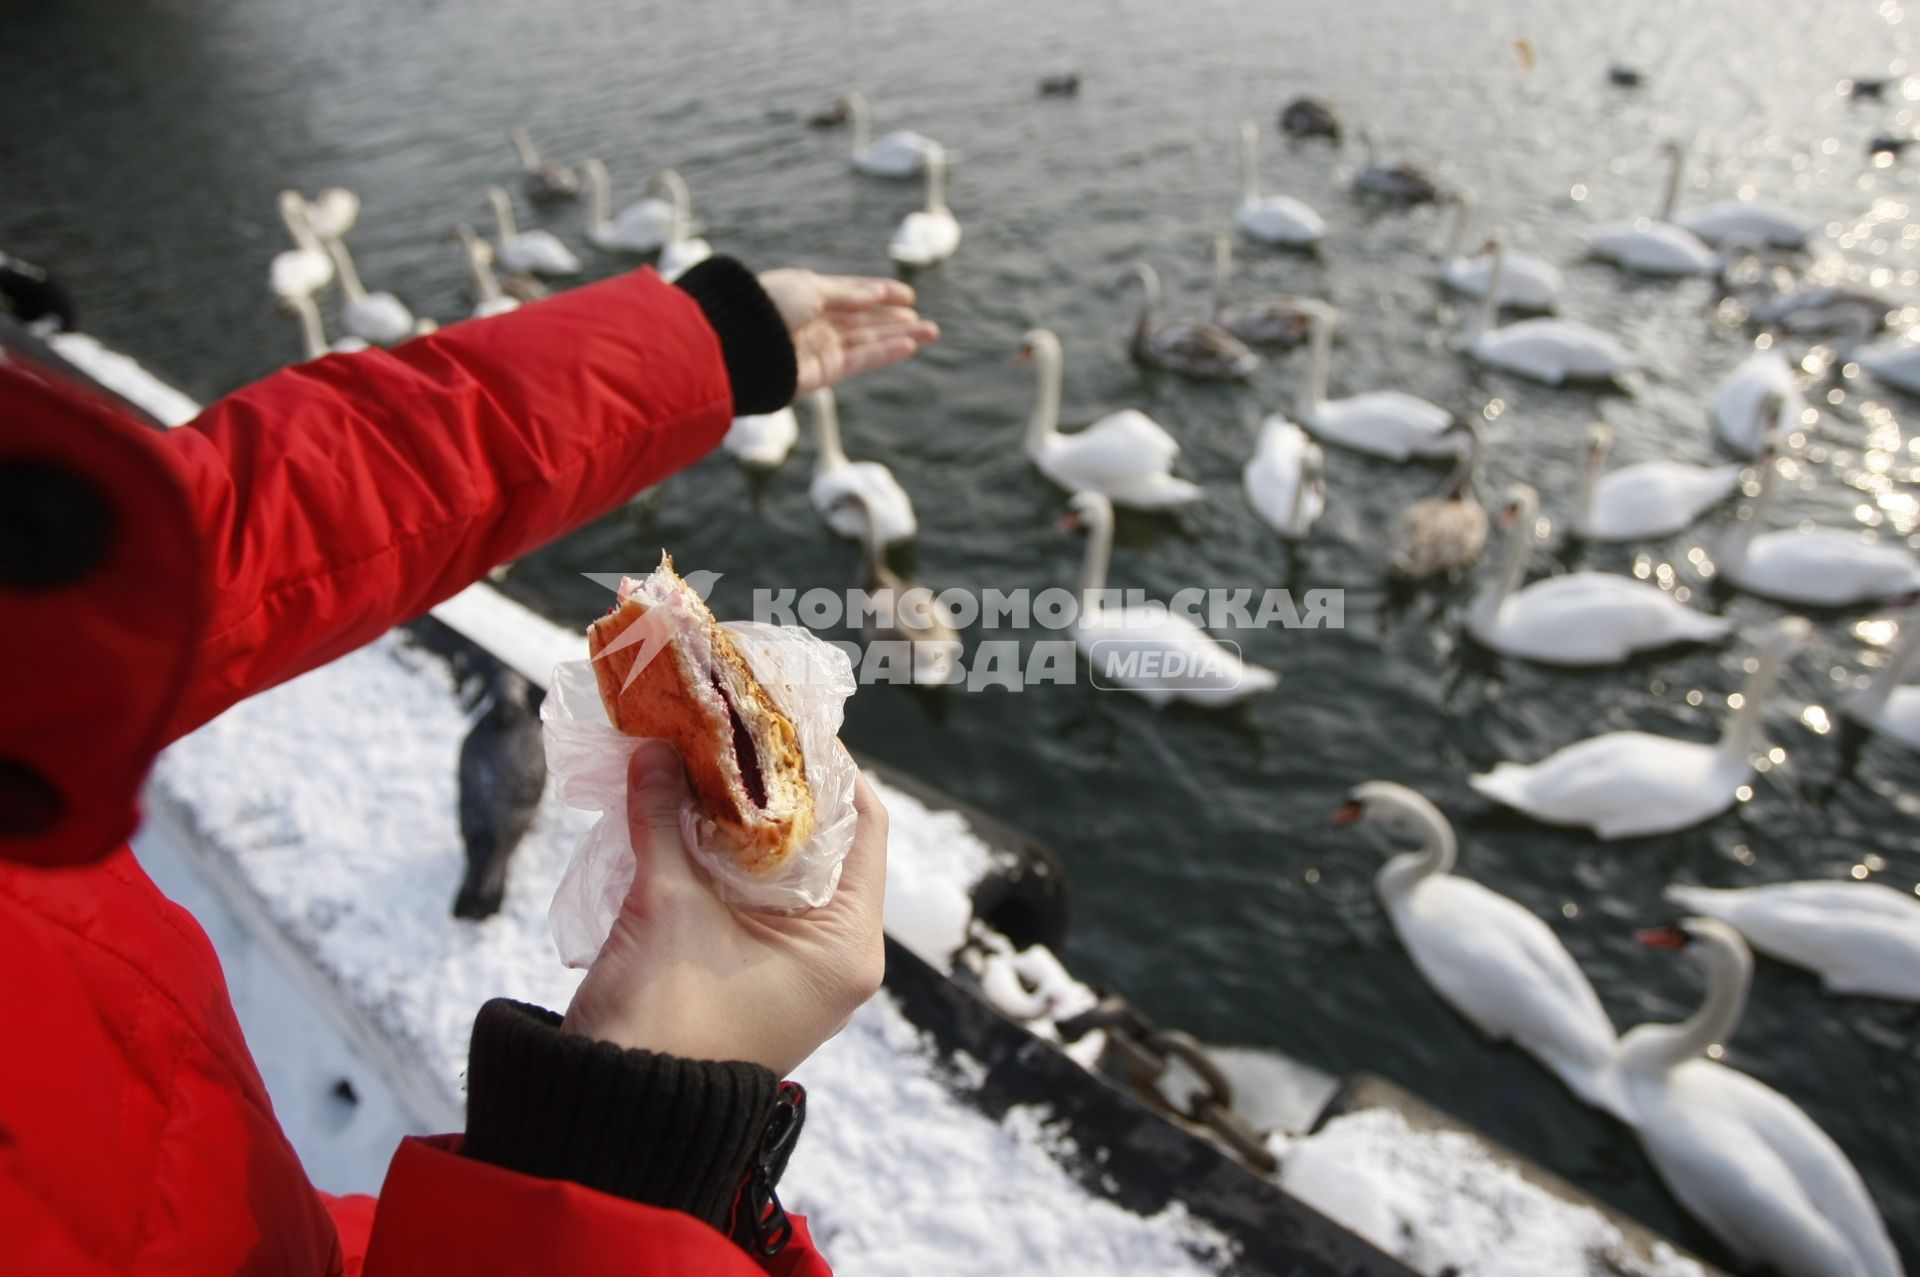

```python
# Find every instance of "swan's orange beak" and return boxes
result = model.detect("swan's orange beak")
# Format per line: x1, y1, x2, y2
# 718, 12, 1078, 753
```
1330, 800, 1363, 827
1634, 926, 1690, 951
1499, 504, 1521, 528
1013, 346, 1033, 366
1053, 510, 1083, 533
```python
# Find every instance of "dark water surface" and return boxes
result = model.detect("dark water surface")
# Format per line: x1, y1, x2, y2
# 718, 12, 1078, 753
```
8, 0, 1919, 1266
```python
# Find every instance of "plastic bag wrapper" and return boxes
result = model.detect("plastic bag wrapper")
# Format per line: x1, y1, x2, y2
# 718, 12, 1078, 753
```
542, 608, 859, 969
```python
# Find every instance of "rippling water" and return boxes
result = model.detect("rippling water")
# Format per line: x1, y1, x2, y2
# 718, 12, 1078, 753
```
8, 0, 1919, 1265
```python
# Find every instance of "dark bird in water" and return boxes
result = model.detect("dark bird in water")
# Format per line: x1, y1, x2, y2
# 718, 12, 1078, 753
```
1037, 73, 1081, 97
452, 667, 547, 920
0, 252, 78, 333
1607, 64, 1644, 88
1352, 131, 1443, 204
1278, 96, 1341, 142
1844, 76, 1893, 100
807, 100, 851, 129
509, 126, 581, 202
1869, 133, 1911, 158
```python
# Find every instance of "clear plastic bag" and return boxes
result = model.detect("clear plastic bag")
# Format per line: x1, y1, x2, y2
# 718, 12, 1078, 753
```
542, 619, 859, 969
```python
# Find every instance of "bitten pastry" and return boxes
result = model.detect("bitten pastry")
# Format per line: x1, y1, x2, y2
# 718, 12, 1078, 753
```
587, 555, 813, 872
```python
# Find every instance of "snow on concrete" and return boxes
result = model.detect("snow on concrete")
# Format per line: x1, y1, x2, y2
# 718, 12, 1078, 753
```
151, 631, 1232, 1274
47, 330, 203, 427
1272, 1109, 1705, 1277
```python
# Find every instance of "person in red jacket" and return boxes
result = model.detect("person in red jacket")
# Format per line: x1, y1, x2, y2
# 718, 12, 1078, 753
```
0, 257, 937, 1275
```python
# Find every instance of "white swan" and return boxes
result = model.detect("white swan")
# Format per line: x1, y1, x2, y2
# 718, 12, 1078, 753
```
1469, 484, 1732, 664
1844, 611, 1920, 750
806, 388, 916, 544
1571, 423, 1742, 542
303, 187, 361, 242
324, 237, 429, 346
1673, 174, 1818, 251
1586, 142, 1720, 276
271, 190, 333, 298
454, 225, 519, 319
1018, 328, 1202, 510
485, 185, 581, 277
1438, 194, 1562, 311
844, 92, 943, 177
1470, 617, 1807, 839
888, 149, 961, 268
1712, 348, 1804, 458
1235, 121, 1326, 247
280, 291, 369, 360
650, 172, 712, 282
582, 158, 675, 254
1243, 417, 1325, 540
1717, 456, 1920, 607
1296, 301, 1465, 460
1616, 918, 1904, 1277
1465, 238, 1637, 384
1853, 332, 1920, 394
1664, 882, 1920, 1002
1060, 491, 1278, 707
1334, 782, 1629, 1118
723, 408, 799, 471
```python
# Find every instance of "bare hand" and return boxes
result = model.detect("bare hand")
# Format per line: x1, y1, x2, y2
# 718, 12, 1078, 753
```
758, 269, 939, 395
562, 741, 889, 1074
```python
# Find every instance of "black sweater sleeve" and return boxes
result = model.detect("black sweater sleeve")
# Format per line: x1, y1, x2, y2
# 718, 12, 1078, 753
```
461, 998, 789, 1231
672, 257, 797, 416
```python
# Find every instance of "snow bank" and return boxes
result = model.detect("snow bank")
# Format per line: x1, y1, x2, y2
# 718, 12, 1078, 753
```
1272, 1109, 1705, 1277
152, 632, 1231, 1274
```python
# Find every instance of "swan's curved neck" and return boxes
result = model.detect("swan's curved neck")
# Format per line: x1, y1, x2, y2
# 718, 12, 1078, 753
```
663, 174, 691, 239
324, 237, 368, 302
585, 162, 610, 228
1239, 127, 1261, 202
1077, 503, 1113, 601
510, 127, 540, 171
1720, 460, 1775, 568
1026, 341, 1062, 453
811, 393, 849, 470
1442, 195, 1472, 260
1445, 428, 1479, 500
1659, 146, 1684, 222
287, 293, 326, 361
1472, 244, 1504, 341
1573, 437, 1606, 531
1373, 800, 1458, 898
1132, 268, 1160, 349
1299, 313, 1332, 419
924, 156, 947, 215
466, 238, 503, 305
1718, 627, 1796, 765
847, 95, 872, 155
1471, 496, 1537, 627
850, 496, 885, 581
1853, 616, 1920, 722
1620, 932, 1751, 1075
488, 190, 520, 242
1209, 237, 1231, 321
280, 195, 322, 255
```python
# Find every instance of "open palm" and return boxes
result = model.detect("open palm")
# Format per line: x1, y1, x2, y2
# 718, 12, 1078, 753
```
758, 269, 939, 394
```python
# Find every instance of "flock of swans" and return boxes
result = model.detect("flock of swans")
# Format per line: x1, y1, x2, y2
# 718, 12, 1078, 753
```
255, 87, 1920, 1276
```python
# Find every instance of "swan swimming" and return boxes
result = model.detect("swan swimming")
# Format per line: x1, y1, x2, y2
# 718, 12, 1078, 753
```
1586, 142, 1720, 276
1208, 234, 1312, 346
1235, 120, 1326, 247
271, 190, 334, 299
1388, 424, 1487, 580
806, 387, 916, 545
843, 92, 943, 177
1843, 608, 1920, 751
1570, 423, 1742, 542
1059, 490, 1278, 707
1018, 328, 1202, 510
888, 149, 961, 268
510, 126, 580, 202
1243, 416, 1326, 540
1469, 484, 1732, 664
324, 237, 430, 346
1334, 782, 1629, 1118
1465, 238, 1637, 384
1615, 919, 1903, 1277
650, 171, 713, 282
1470, 617, 1807, 839
1711, 348, 1804, 458
1664, 881, 1920, 1002
1437, 193, 1561, 311
454, 225, 520, 319
724, 408, 799, 471
280, 290, 369, 360
1126, 262, 1259, 380
1717, 456, 1920, 607
582, 158, 676, 254
1296, 301, 1464, 460
485, 185, 581, 277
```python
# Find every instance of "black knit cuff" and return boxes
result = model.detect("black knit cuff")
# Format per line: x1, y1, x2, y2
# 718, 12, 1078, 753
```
463, 998, 779, 1229
672, 257, 797, 416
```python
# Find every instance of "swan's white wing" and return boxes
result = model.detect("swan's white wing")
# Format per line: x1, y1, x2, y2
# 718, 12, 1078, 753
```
1587, 222, 1718, 275
1665, 882, 1920, 1001
1490, 572, 1730, 664
1446, 250, 1562, 309
1478, 320, 1635, 383
888, 210, 961, 266
609, 198, 675, 251
1394, 877, 1621, 1107
1711, 350, 1801, 456
1236, 196, 1326, 244
1243, 419, 1311, 534
1676, 200, 1817, 248
812, 462, 917, 543
1307, 393, 1456, 460
1590, 463, 1742, 539
1471, 731, 1731, 839
724, 409, 799, 468
1039, 410, 1185, 497
1636, 1064, 1880, 1277
1738, 530, 1920, 605
344, 294, 416, 346
1076, 607, 1277, 705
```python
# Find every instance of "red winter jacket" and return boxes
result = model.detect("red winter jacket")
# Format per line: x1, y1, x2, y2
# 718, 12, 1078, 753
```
0, 267, 829, 1276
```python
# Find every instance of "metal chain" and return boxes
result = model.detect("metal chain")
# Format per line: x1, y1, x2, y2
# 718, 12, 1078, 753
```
1055, 995, 1279, 1174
